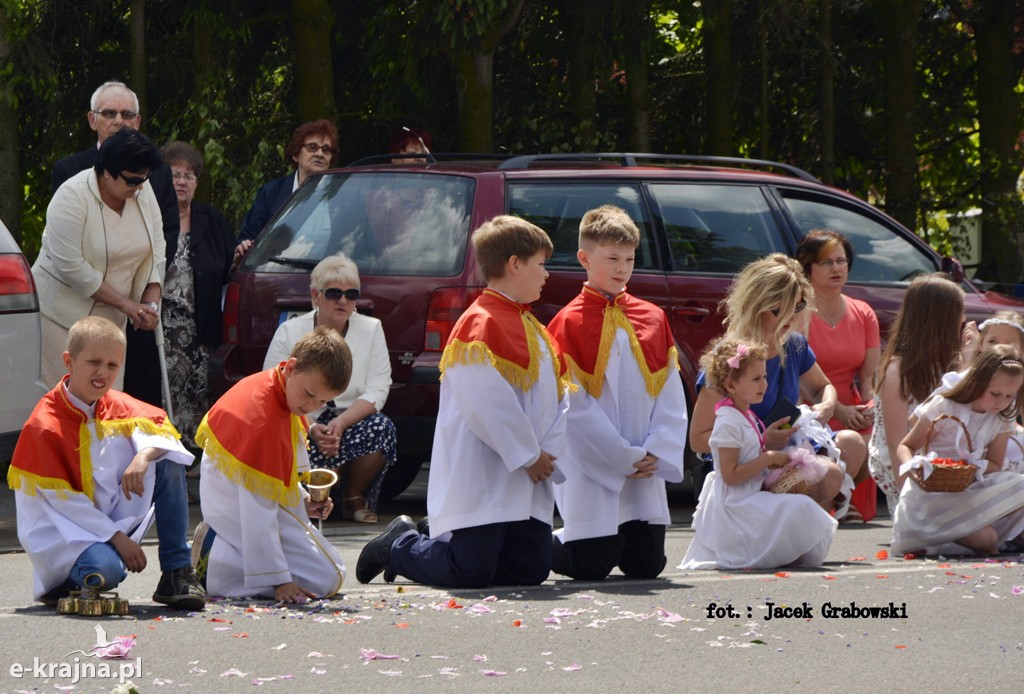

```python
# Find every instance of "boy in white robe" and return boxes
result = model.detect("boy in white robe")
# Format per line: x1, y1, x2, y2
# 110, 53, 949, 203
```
8, 316, 205, 609
356, 215, 569, 588
546, 205, 688, 580
193, 327, 349, 603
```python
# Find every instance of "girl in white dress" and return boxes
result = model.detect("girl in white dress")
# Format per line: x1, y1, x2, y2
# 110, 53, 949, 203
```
892, 345, 1024, 556
680, 338, 837, 570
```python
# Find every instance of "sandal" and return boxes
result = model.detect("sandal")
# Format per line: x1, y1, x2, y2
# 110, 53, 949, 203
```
344, 496, 378, 524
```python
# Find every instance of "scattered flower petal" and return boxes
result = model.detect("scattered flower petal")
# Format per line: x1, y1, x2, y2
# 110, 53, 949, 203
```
360, 648, 400, 662
221, 668, 249, 677
875, 550, 888, 560
480, 669, 507, 677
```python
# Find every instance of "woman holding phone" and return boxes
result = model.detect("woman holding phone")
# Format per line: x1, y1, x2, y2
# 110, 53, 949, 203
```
689, 254, 866, 513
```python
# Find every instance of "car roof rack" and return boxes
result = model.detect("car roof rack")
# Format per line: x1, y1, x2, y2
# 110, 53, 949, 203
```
346, 153, 515, 167
495, 153, 819, 182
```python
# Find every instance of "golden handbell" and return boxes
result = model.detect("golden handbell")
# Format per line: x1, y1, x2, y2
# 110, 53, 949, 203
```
54, 572, 130, 616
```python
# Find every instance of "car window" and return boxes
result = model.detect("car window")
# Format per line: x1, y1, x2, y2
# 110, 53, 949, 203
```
506, 182, 657, 269
243, 172, 475, 276
648, 183, 783, 274
781, 194, 937, 283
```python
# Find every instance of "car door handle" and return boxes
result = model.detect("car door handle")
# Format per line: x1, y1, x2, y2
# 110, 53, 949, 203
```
673, 305, 710, 318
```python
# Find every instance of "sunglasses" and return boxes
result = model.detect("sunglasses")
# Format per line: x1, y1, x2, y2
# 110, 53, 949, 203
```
770, 300, 807, 318
119, 172, 150, 187
321, 287, 360, 302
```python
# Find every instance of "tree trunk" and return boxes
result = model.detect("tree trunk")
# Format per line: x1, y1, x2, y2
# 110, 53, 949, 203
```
193, 0, 215, 201
702, 0, 734, 156
621, 0, 652, 152
971, 0, 1022, 290
875, 0, 924, 231
0, 4, 21, 243
564, 0, 600, 150
130, 0, 146, 113
454, 50, 496, 152
758, 0, 768, 159
454, 0, 525, 152
291, 0, 336, 121
818, 0, 834, 185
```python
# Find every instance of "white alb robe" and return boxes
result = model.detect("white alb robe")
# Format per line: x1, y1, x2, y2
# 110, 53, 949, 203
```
555, 328, 688, 542
199, 440, 345, 599
426, 334, 569, 539
15, 387, 192, 599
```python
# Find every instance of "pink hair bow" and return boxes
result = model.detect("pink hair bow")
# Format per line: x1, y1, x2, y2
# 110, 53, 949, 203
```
726, 343, 749, 369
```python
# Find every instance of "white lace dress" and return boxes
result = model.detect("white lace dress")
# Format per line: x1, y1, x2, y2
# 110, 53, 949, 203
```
679, 405, 837, 570
890, 396, 1024, 555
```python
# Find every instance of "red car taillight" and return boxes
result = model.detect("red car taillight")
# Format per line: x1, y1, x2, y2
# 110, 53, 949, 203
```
424, 287, 483, 351
0, 253, 39, 313
222, 281, 240, 344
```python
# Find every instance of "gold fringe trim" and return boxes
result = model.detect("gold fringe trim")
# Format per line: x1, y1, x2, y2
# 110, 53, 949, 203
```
566, 306, 680, 399
440, 312, 567, 398
5, 467, 83, 500
95, 417, 181, 443
195, 415, 302, 507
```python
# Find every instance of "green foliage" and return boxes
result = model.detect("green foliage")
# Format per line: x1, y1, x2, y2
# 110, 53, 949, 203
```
436, 0, 511, 49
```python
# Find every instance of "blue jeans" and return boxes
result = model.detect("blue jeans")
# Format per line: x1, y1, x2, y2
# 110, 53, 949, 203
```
70, 543, 127, 590
153, 459, 190, 571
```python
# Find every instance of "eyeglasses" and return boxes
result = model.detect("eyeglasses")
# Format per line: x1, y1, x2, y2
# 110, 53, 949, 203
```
302, 142, 336, 155
770, 300, 807, 317
815, 257, 849, 269
119, 172, 150, 187
92, 109, 139, 120
172, 172, 197, 182
321, 287, 360, 302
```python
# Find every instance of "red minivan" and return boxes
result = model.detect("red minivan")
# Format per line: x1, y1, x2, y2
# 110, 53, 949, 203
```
212, 153, 1021, 498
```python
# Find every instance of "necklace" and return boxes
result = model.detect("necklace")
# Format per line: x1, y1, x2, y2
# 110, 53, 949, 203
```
815, 297, 845, 328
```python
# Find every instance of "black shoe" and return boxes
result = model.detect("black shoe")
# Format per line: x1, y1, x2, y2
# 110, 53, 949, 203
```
40, 579, 76, 606
190, 521, 216, 590
153, 566, 208, 610
416, 516, 430, 536
356, 515, 416, 584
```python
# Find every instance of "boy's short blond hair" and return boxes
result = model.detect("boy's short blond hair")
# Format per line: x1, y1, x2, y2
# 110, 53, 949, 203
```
472, 215, 553, 281
579, 205, 640, 249
289, 326, 353, 392
66, 316, 126, 357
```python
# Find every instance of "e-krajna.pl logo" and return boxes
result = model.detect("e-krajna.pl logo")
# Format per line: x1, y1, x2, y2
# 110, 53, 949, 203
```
8, 623, 142, 686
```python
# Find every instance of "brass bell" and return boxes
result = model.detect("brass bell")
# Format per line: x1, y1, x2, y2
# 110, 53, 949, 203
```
101, 592, 130, 616
56, 596, 79, 615
77, 598, 104, 616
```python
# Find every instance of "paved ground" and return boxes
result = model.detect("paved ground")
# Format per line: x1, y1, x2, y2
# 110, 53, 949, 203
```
0, 475, 1022, 693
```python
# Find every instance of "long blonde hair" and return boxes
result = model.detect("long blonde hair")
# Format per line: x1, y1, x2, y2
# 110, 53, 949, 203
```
720, 253, 813, 365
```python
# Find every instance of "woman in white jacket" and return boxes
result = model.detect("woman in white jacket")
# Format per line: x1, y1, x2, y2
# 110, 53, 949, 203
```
264, 253, 395, 523
34, 128, 165, 388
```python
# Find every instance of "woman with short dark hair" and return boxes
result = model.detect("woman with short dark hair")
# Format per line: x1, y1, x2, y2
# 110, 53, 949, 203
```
33, 128, 165, 389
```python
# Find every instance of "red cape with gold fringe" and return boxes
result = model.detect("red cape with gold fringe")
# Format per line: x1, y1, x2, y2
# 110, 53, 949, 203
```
195, 366, 308, 507
439, 289, 566, 395
7, 378, 179, 501
546, 285, 679, 399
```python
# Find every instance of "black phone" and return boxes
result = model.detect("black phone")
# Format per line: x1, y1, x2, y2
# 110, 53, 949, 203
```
765, 396, 801, 429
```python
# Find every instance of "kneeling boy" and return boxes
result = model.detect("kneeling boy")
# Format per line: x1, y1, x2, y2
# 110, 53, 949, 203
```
546, 205, 688, 580
194, 327, 350, 603
9, 316, 205, 609
357, 215, 569, 588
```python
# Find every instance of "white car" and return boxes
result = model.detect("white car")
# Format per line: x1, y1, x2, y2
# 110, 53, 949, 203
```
0, 219, 45, 462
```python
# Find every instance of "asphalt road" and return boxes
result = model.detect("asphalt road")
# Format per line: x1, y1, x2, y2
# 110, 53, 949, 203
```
0, 480, 1022, 693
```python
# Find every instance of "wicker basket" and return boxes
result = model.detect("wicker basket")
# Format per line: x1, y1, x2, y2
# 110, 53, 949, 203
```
915, 414, 977, 493
768, 465, 810, 496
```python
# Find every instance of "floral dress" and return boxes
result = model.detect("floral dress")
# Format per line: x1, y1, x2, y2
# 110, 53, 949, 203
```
162, 232, 214, 450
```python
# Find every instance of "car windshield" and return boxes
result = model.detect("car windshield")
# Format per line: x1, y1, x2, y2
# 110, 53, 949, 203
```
243, 172, 475, 276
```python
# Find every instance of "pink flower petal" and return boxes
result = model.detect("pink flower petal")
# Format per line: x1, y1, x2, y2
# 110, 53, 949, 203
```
221, 668, 249, 677
360, 648, 400, 662
480, 669, 507, 677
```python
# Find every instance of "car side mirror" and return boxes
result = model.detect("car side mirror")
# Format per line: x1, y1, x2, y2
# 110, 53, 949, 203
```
941, 256, 965, 283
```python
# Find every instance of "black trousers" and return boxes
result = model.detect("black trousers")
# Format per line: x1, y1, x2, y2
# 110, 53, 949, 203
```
551, 520, 667, 581
123, 327, 163, 407
390, 518, 552, 589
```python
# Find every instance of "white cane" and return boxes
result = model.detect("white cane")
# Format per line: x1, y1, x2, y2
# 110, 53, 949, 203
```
154, 315, 174, 423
